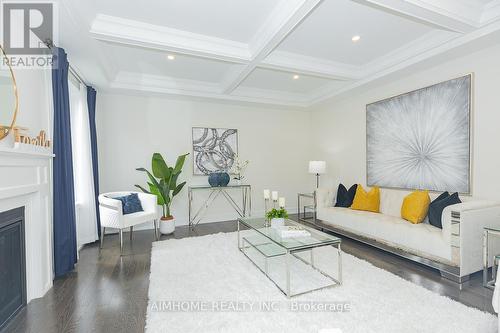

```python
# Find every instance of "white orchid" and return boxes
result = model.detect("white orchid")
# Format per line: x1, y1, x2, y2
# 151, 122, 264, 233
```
231, 155, 250, 181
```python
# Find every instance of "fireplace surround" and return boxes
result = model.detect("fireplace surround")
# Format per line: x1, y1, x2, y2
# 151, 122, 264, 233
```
0, 207, 26, 330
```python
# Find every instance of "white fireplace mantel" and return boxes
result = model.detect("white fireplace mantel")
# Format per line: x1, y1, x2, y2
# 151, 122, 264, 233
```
0, 148, 54, 302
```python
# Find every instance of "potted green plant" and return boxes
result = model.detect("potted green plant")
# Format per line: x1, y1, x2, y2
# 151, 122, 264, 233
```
266, 208, 288, 226
135, 152, 189, 235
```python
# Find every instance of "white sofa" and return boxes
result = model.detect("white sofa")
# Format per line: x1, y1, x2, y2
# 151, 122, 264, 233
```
316, 186, 500, 283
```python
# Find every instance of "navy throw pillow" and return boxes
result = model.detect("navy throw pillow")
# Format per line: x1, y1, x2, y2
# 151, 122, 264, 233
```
335, 184, 358, 207
115, 193, 144, 215
429, 192, 461, 229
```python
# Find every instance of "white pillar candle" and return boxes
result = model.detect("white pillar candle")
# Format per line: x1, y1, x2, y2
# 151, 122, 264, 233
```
263, 189, 270, 199
271, 191, 278, 201
279, 197, 286, 208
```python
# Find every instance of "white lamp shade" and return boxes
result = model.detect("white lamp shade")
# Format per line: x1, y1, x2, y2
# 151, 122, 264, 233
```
309, 161, 326, 174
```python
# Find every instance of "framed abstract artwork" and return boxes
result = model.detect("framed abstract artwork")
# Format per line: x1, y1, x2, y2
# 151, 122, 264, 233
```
192, 127, 238, 175
366, 74, 472, 193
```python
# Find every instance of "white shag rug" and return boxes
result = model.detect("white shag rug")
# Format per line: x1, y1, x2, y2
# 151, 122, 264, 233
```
146, 232, 496, 333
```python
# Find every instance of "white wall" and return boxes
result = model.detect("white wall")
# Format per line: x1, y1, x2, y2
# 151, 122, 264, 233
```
0, 67, 54, 302
0, 67, 53, 147
310, 44, 500, 200
96, 94, 313, 227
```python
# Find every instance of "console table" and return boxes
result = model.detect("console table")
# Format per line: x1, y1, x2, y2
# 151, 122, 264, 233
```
188, 185, 252, 227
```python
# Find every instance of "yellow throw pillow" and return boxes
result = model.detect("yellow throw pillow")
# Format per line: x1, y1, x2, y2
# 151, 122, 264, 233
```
401, 190, 431, 224
351, 185, 380, 213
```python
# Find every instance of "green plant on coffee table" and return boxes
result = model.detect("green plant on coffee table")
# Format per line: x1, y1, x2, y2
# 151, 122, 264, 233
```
266, 208, 288, 220
135, 152, 189, 219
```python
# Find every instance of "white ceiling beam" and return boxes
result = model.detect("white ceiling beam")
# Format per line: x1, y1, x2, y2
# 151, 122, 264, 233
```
222, 0, 323, 94
90, 14, 251, 64
481, 0, 500, 25
111, 72, 309, 108
260, 51, 362, 80
353, 0, 480, 33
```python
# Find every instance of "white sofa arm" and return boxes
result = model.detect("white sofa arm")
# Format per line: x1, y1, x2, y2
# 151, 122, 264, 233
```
98, 194, 124, 229
442, 200, 500, 276
315, 188, 335, 210
99, 194, 123, 213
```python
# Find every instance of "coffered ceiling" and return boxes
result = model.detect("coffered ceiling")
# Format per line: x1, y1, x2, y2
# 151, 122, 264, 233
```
58, 0, 500, 107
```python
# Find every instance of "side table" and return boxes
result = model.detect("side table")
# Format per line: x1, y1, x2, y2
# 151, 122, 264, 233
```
483, 227, 500, 289
297, 192, 316, 224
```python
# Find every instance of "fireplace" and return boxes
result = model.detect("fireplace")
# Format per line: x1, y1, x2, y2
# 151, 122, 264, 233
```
0, 207, 26, 330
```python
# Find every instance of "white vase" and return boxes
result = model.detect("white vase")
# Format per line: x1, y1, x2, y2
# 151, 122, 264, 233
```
159, 216, 175, 234
271, 218, 285, 227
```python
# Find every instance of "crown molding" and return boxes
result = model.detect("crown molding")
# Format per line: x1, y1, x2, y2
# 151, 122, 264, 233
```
231, 86, 310, 106
261, 51, 362, 80
90, 14, 251, 63
110, 72, 308, 107
362, 30, 457, 75
354, 0, 479, 33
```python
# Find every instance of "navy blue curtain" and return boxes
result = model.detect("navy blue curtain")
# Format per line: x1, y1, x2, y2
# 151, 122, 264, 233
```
52, 47, 78, 277
87, 86, 101, 237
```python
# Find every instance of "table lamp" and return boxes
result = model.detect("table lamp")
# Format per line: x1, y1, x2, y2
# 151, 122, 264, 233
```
309, 161, 326, 188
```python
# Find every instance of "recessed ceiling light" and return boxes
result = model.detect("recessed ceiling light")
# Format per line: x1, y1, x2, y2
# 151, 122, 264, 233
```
167, 54, 175, 60
293, 74, 300, 80
352, 35, 361, 42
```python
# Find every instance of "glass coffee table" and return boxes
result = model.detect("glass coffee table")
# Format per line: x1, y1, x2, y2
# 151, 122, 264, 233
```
237, 217, 342, 298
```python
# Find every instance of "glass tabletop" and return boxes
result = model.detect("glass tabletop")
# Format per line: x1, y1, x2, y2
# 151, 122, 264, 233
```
238, 217, 340, 251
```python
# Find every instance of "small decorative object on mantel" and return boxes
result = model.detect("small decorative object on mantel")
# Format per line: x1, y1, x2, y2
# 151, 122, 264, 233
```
230, 155, 249, 185
13, 127, 51, 148
208, 172, 230, 187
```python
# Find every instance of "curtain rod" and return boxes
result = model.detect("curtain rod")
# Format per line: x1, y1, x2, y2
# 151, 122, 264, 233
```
44, 39, 89, 87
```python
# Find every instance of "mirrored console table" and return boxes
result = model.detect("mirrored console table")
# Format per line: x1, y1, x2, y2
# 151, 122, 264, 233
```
188, 185, 252, 228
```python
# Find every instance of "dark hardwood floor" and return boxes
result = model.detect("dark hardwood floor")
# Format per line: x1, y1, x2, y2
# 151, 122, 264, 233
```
3, 216, 494, 333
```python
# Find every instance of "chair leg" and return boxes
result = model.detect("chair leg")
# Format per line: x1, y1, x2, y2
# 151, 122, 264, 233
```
130, 226, 133, 241
100, 227, 106, 249
119, 229, 124, 255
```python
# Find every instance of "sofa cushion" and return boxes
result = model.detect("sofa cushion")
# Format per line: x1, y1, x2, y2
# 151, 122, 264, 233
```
334, 183, 357, 207
401, 190, 430, 224
429, 192, 461, 229
351, 185, 380, 213
318, 207, 452, 262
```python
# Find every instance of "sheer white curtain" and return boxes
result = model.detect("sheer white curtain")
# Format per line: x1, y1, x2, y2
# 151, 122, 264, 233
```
69, 76, 99, 250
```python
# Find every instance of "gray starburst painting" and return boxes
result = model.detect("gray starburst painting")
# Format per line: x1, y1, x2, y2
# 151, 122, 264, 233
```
366, 75, 471, 193
192, 127, 238, 175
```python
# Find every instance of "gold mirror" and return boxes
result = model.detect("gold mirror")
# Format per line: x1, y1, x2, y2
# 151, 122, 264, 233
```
0, 45, 19, 141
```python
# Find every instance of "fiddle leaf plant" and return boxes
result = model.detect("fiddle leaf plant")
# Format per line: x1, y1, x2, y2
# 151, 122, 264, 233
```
135, 152, 189, 219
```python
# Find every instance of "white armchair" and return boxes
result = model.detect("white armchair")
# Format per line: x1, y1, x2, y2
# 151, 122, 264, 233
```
99, 191, 159, 254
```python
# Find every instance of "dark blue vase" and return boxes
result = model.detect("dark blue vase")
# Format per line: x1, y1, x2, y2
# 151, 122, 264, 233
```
208, 172, 230, 187
219, 172, 230, 186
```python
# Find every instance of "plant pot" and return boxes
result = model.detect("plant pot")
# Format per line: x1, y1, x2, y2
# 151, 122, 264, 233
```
159, 216, 175, 234
271, 218, 285, 227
